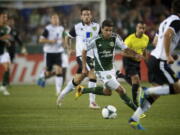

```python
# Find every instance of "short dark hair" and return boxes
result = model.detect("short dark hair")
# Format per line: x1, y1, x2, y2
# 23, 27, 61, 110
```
102, 19, 114, 28
136, 21, 145, 25
172, 0, 180, 14
81, 7, 91, 14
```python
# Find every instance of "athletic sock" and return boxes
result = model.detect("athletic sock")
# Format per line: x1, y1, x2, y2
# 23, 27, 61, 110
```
59, 79, 76, 100
131, 100, 151, 121
120, 94, 137, 111
82, 86, 104, 95
2, 70, 9, 86
132, 84, 139, 106
55, 75, 63, 95
39, 69, 45, 78
88, 79, 96, 104
145, 85, 170, 95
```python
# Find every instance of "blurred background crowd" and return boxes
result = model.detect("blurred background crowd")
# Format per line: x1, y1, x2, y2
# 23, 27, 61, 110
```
0, 0, 174, 52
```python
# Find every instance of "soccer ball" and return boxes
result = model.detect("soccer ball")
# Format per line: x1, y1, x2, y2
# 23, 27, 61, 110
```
101, 105, 117, 119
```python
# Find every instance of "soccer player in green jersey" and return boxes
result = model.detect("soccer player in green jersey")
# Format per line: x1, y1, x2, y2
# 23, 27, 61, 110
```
0, 12, 11, 96
75, 19, 143, 111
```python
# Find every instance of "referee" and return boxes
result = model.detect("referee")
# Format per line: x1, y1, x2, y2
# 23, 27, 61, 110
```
119, 21, 149, 106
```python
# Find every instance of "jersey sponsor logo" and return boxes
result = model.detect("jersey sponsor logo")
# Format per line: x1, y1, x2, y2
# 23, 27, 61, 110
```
86, 32, 92, 38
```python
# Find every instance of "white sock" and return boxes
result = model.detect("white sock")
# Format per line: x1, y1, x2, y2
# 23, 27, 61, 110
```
59, 80, 75, 100
55, 76, 63, 95
145, 85, 170, 95
131, 100, 151, 122
88, 81, 96, 104
39, 69, 45, 78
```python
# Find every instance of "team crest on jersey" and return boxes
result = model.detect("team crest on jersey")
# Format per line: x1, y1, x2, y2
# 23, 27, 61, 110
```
110, 42, 114, 47
98, 44, 102, 47
106, 74, 112, 79
92, 26, 97, 31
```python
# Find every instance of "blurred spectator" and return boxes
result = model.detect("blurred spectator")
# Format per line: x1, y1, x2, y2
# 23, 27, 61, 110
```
0, 0, 173, 49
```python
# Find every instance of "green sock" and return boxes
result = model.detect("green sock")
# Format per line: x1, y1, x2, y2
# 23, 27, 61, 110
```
82, 86, 104, 95
120, 94, 137, 111
2, 70, 9, 86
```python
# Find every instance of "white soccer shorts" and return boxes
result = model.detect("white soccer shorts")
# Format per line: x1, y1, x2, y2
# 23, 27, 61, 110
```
96, 69, 120, 90
0, 52, 11, 63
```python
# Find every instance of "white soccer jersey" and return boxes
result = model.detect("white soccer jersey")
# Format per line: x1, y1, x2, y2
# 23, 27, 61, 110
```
40, 24, 65, 53
68, 22, 100, 58
151, 15, 180, 60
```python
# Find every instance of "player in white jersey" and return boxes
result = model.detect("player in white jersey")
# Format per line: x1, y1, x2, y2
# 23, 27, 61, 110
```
37, 13, 65, 96
57, 7, 100, 109
129, 0, 180, 130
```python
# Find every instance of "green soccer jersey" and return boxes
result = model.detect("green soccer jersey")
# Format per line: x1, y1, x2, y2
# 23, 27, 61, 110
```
86, 34, 127, 71
0, 25, 11, 55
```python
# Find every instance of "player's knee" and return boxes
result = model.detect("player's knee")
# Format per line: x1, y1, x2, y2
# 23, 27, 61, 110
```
56, 73, 63, 77
45, 71, 51, 77
73, 76, 84, 85
172, 80, 180, 94
103, 90, 112, 96
116, 86, 125, 95
131, 75, 140, 83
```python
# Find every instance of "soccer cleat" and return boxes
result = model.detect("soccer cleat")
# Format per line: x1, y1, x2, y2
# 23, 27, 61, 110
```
37, 77, 46, 88
0, 86, 10, 96
128, 118, 145, 130
89, 102, 101, 109
56, 95, 63, 107
140, 113, 146, 119
75, 85, 84, 100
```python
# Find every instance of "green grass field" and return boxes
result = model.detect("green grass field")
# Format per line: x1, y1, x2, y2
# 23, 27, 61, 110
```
0, 82, 180, 135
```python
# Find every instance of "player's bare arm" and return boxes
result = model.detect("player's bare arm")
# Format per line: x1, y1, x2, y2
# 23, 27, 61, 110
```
39, 38, 57, 44
0, 34, 11, 41
64, 36, 71, 49
152, 35, 158, 46
121, 48, 143, 60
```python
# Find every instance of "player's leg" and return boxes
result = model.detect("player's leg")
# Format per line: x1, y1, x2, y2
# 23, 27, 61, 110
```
61, 52, 68, 85
75, 70, 111, 98
113, 82, 137, 111
62, 68, 67, 85
130, 74, 140, 106
53, 53, 64, 96
75, 84, 111, 98
129, 95, 158, 130
88, 68, 100, 109
54, 65, 63, 96
123, 57, 141, 106
0, 52, 11, 95
143, 59, 179, 96
56, 56, 86, 106
37, 53, 54, 87
129, 56, 167, 129
57, 73, 86, 106
144, 80, 180, 96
